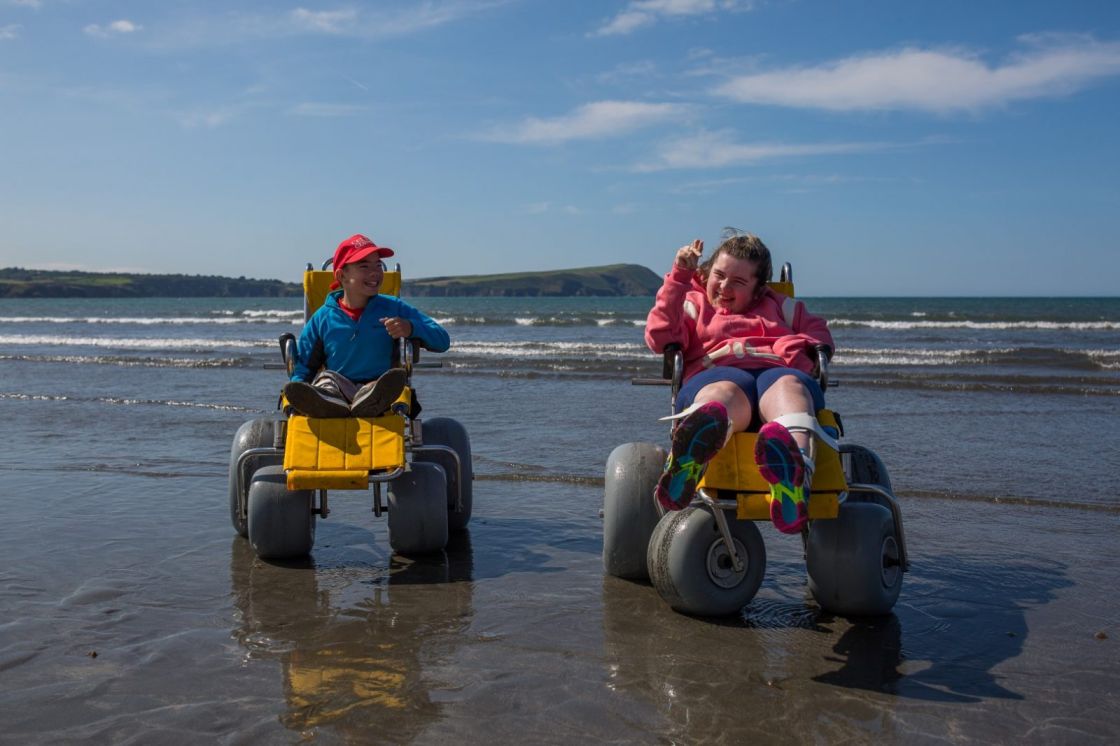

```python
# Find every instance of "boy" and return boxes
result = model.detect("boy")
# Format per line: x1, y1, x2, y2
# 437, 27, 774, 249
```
283, 233, 450, 418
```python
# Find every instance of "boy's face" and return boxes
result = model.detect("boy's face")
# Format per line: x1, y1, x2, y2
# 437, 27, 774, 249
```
339, 256, 385, 304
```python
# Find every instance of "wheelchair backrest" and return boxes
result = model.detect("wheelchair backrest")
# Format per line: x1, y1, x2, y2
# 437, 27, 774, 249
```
770, 280, 793, 298
302, 266, 403, 321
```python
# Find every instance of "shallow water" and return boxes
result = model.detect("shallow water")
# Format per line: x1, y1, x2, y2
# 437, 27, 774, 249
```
1, 296, 1119, 742
1, 467, 1117, 743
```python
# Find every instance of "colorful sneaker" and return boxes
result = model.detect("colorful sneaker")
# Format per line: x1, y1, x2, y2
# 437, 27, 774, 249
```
755, 421, 809, 534
654, 401, 729, 512
284, 381, 351, 418
350, 368, 407, 417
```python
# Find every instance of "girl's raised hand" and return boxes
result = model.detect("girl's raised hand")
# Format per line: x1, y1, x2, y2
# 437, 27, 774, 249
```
675, 239, 703, 270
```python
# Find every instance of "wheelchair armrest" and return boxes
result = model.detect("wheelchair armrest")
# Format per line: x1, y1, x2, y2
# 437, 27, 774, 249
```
279, 333, 297, 378
812, 343, 833, 391
662, 343, 682, 382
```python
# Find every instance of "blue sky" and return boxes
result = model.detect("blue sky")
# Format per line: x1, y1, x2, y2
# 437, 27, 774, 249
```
1, 1, 1118, 295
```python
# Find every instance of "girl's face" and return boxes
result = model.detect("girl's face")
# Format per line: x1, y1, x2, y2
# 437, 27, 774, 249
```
705, 252, 761, 314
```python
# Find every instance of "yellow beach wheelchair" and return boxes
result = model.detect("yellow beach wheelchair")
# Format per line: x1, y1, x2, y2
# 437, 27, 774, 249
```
603, 263, 908, 617
228, 260, 472, 560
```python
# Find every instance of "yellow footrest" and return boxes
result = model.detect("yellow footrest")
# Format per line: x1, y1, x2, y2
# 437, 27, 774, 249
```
283, 415, 406, 475
287, 469, 370, 491
699, 409, 846, 521
735, 491, 840, 521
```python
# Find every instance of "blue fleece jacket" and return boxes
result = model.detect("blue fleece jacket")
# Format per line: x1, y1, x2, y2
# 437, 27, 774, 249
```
291, 291, 450, 383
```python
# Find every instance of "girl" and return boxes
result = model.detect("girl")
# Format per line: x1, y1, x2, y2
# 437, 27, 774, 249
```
645, 231, 835, 533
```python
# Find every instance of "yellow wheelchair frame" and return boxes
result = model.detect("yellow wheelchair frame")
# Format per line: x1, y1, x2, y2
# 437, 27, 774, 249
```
229, 259, 471, 560
604, 262, 908, 618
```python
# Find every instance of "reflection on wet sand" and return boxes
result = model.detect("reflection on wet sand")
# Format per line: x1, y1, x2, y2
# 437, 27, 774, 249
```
600, 545, 1075, 742
229, 532, 474, 737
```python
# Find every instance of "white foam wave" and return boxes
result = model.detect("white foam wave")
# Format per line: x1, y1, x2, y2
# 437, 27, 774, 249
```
1086, 349, 1120, 369
831, 318, 1120, 331
0, 334, 268, 350
240, 309, 301, 318
450, 340, 648, 359
0, 315, 300, 325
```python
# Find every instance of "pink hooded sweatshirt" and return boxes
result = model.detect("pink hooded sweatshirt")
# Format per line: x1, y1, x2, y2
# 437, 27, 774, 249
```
645, 264, 835, 382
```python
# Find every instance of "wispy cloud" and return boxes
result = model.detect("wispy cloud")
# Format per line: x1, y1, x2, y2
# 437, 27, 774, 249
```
289, 8, 358, 34
175, 106, 241, 129
84, 19, 143, 38
522, 201, 585, 215
289, 102, 370, 117
713, 34, 1120, 112
10, 0, 42, 8
591, 0, 751, 38
0, 24, 21, 40
636, 129, 891, 171
149, 2, 508, 48
482, 100, 683, 145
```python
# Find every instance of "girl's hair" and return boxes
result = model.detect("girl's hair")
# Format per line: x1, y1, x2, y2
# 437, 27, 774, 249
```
698, 227, 773, 287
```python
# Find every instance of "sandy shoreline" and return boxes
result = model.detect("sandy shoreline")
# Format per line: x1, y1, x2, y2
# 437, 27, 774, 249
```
1, 463, 1117, 744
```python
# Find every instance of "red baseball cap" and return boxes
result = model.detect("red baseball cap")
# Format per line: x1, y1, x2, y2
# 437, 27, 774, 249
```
330, 234, 394, 289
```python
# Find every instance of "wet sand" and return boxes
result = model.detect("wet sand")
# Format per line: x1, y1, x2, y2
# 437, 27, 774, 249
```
1, 462, 1117, 744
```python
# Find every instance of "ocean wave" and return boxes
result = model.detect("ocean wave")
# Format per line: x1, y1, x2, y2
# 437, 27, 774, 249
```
448, 340, 649, 359
417, 314, 646, 327
830, 318, 1120, 331
0, 353, 250, 368
836, 347, 1012, 366
0, 314, 301, 325
0, 334, 270, 350
0, 391, 261, 411
838, 346, 1120, 371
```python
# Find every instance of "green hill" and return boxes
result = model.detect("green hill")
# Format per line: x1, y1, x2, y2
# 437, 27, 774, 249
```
0, 263, 662, 298
0, 267, 301, 298
402, 263, 661, 297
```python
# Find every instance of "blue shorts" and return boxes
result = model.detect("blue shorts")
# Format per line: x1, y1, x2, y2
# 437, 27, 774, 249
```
676, 367, 825, 429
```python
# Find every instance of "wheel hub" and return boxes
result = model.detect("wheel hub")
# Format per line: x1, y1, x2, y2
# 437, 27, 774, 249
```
707, 537, 748, 589
881, 535, 901, 587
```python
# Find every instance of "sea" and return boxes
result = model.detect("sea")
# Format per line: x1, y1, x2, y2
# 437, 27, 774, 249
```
1, 294, 1118, 742
1, 294, 1116, 505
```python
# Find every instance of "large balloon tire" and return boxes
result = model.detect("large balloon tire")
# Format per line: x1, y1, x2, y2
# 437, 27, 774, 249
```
840, 443, 893, 493
603, 442, 666, 580
247, 465, 316, 560
647, 507, 767, 617
228, 417, 283, 537
416, 417, 474, 532
388, 462, 450, 556
807, 501, 902, 617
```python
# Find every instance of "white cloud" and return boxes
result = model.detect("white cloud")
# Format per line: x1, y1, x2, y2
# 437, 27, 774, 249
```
636, 129, 890, 171
713, 34, 1120, 112
592, 0, 750, 37
10, 0, 42, 8
0, 24, 21, 40
290, 8, 358, 34
289, 102, 370, 117
483, 100, 683, 145
145, 2, 507, 48
176, 107, 237, 129
84, 19, 143, 38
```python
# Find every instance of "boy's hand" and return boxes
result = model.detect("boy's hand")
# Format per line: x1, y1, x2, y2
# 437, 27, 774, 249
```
675, 239, 703, 270
380, 317, 413, 339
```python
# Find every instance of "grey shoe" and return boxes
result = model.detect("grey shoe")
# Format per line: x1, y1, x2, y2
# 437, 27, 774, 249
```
350, 368, 407, 417
284, 381, 351, 418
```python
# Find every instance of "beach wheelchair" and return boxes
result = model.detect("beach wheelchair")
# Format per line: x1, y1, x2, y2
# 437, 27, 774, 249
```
228, 260, 472, 560
603, 264, 908, 617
